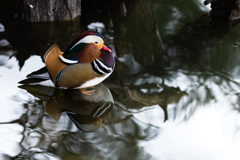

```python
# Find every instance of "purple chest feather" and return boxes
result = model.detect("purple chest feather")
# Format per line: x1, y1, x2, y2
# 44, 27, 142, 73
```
100, 50, 115, 67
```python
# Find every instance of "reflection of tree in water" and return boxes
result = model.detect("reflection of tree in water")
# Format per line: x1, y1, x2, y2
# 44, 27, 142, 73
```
1, 99, 158, 159
163, 15, 240, 119
109, 0, 240, 117
108, 82, 187, 122
0, 82, 156, 159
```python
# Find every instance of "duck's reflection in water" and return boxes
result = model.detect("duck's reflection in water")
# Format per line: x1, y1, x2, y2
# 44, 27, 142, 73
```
19, 83, 114, 132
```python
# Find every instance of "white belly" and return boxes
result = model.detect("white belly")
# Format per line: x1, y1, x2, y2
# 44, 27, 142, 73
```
76, 73, 111, 89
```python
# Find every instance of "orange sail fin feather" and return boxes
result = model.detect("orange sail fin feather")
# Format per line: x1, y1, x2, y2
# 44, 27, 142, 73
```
44, 44, 67, 85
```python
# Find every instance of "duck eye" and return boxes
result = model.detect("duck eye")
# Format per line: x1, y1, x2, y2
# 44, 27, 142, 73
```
95, 41, 99, 44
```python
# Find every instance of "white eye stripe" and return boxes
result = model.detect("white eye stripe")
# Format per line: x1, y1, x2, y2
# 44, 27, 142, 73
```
69, 35, 103, 51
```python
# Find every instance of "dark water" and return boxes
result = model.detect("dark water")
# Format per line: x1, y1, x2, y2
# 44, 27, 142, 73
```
1, 0, 240, 159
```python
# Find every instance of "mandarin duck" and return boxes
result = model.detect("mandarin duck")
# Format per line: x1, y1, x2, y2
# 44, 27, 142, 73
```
19, 83, 114, 132
19, 31, 115, 89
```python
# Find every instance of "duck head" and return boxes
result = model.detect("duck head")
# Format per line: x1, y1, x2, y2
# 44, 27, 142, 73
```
64, 31, 111, 63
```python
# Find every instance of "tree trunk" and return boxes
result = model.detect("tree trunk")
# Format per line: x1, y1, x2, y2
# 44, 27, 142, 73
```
16, 0, 81, 22
204, 0, 240, 20
81, 0, 164, 66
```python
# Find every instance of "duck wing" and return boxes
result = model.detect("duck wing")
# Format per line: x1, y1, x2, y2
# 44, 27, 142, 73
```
18, 67, 51, 84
